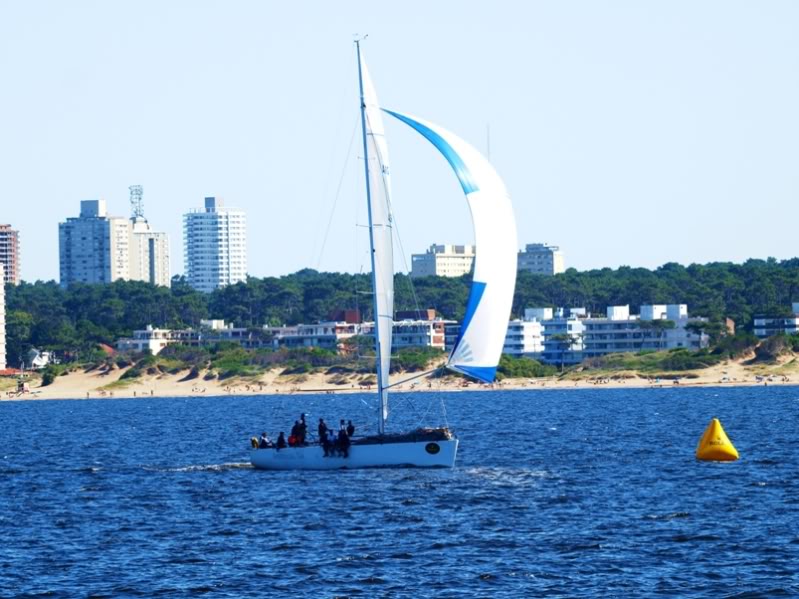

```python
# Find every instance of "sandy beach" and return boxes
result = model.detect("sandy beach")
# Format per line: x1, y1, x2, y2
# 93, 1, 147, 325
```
3, 354, 797, 401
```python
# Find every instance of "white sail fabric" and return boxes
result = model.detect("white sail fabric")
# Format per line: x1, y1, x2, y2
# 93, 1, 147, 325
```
383, 110, 517, 383
358, 51, 394, 424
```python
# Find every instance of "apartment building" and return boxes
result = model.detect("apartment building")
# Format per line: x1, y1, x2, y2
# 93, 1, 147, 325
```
0, 225, 20, 285
59, 199, 170, 287
183, 197, 247, 292
411, 244, 475, 278
517, 243, 565, 276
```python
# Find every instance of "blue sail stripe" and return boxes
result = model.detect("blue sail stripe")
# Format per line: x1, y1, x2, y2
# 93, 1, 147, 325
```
383, 109, 479, 195
451, 364, 497, 383
449, 280, 486, 361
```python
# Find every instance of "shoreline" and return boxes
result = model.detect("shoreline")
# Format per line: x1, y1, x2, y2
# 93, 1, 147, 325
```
2, 360, 796, 402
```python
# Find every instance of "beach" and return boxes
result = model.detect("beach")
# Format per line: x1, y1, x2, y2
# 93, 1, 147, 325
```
3, 354, 796, 401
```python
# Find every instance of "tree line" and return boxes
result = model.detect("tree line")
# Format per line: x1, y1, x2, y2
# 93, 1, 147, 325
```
4, 258, 798, 367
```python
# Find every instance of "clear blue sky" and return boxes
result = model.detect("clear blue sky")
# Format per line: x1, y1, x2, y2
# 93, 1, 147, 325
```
2, 0, 798, 283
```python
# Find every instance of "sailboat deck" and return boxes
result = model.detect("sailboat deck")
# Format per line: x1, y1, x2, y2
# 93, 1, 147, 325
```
352, 427, 453, 446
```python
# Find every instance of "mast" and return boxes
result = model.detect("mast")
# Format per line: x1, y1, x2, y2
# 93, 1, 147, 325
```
356, 40, 388, 435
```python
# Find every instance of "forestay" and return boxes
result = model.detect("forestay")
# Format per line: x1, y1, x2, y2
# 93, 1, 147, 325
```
383, 110, 517, 383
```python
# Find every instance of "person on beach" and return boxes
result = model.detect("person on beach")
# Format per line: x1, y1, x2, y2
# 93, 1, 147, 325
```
276, 432, 287, 450
346, 420, 355, 438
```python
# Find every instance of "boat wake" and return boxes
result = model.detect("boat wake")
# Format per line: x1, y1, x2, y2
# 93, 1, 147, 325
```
147, 462, 253, 473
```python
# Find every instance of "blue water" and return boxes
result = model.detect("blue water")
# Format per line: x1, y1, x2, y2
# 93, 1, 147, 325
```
1, 386, 798, 598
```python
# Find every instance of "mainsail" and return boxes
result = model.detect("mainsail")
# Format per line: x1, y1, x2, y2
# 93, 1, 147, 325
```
356, 45, 394, 431
383, 110, 518, 383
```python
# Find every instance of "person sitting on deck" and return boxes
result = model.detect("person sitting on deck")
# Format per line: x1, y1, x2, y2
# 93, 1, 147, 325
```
337, 429, 351, 458
276, 432, 287, 450
259, 432, 272, 449
346, 420, 355, 438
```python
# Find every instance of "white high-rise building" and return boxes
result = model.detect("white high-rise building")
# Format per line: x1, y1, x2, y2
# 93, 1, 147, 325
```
411, 244, 475, 278
183, 197, 248, 293
517, 243, 565, 276
0, 263, 5, 369
59, 198, 170, 287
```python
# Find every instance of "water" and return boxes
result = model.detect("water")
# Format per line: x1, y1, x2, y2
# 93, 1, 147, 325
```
1, 386, 798, 598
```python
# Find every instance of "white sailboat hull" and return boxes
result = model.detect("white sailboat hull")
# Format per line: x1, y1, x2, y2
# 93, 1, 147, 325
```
250, 438, 458, 470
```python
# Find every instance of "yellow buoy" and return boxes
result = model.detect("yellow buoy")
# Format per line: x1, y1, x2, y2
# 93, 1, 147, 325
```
696, 418, 739, 461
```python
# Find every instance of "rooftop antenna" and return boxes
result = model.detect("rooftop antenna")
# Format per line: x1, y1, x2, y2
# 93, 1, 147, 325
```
129, 185, 144, 219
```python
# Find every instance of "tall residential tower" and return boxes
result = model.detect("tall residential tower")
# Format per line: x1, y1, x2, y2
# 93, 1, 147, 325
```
0, 225, 21, 285
183, 197, 247, 292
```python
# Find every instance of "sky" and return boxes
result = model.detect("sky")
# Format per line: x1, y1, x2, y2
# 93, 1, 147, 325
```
2, 0, 798, 283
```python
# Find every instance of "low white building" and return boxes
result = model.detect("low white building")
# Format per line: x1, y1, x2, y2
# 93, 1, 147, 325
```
411, 244, 475, 278
503, 319, 545, 356
523, 303, 708, 364
116, 326, 176, 355
265, 321, 361, 352
753, 303, 799, 338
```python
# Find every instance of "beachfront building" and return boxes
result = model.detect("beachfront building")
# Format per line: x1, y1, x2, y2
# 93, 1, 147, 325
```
361, 318, 451, 351
116, 325, 175, 355
517, 243, 565, 276
753, 303, 799, 338
503, 319, 545, 356
580, 304, 707, 359
116, 320, 269, 355
59, 198, 170, 287
534, 308, 587, 365
522, 304, 708, 365
265, 321, 361, 352
411, 244, 475, 278
183, 197, 247, 293
0, 225, 21, 285
0, 264, 5, 369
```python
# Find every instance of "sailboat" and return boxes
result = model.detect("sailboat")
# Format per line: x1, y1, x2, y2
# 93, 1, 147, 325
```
250, 42, 517, 470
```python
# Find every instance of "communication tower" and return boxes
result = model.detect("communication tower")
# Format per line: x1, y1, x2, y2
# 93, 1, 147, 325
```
129, 185, 144, 219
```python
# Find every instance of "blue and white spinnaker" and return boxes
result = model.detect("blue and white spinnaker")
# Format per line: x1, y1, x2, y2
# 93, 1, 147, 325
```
383, 110, 518, 383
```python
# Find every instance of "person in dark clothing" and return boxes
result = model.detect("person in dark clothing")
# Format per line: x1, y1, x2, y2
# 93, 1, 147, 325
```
340, 419, 346, 432
259, 432, 272, 449
289, 421, 300, 446
346, 420, 355, 438
337, 429, 351, 458
276, 432, 287, 450
318, 418, 328, 452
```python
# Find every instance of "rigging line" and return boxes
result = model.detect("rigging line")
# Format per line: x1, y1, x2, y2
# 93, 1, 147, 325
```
315, 116, 360, 269
383, 365, 445, 390
310, 44, 359, 267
